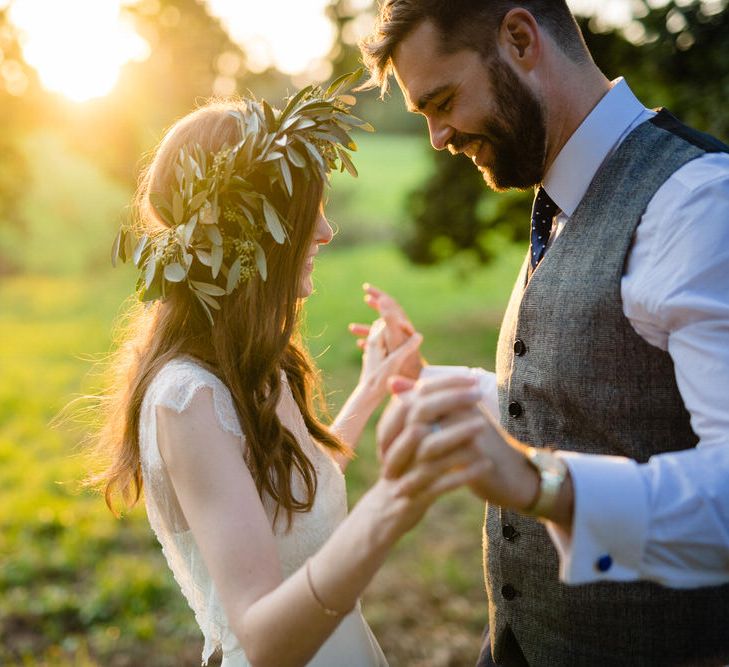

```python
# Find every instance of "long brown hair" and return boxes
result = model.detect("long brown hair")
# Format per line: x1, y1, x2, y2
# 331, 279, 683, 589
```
93, 100, 348, 526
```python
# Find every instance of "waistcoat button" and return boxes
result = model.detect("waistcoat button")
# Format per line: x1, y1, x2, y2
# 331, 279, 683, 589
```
513, 338, 526, 356
502, 524, 519, 541
508, 401, 523, 418
501, 583, 518, 600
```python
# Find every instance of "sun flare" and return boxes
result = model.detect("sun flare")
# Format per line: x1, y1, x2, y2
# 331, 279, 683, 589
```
9, 0, 149, 102
206, 0, 335, 77
8, 0, 337, 102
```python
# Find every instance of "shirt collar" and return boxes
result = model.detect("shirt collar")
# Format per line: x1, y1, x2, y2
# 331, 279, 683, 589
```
542, 78, 648, 217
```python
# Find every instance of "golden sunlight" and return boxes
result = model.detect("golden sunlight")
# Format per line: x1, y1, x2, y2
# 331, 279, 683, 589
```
206, 0, 335, 78
568, 0, 634, 29
9, 0, 149, 102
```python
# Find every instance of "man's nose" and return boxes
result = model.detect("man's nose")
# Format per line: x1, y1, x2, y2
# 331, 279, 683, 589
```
426, 116, 453, 151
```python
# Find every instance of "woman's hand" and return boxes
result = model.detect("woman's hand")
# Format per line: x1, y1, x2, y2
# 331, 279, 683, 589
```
349, 284, 423, 379
330, 310, 421, 458
357, 377, 488, 541
376, 376, 556, 521
356, 317, 423, 405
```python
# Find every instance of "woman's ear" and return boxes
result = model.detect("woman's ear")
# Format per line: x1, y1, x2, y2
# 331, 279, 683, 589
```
498, 8, 541, 72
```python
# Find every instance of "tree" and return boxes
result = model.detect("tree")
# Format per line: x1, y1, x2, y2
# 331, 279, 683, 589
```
402, 151, 530, 265
50, 0, 252, 187
0, 7, 41, 274
590, 0, 729, 140
326, 0, 421, 133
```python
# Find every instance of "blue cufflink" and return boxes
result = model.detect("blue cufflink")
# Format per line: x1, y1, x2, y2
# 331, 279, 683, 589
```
596, 554, 613, 572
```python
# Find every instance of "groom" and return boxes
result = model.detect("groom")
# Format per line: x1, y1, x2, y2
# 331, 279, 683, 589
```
360, 1, 729, 666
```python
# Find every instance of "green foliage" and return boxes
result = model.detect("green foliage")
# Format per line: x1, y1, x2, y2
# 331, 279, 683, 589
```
584, 1, 729, 141
0, 133, 130, 276
402, 151, 530, 266
114, 74, 371, 322
0, 9, 43, 275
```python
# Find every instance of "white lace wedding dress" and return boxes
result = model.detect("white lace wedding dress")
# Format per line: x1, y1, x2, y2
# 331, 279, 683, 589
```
139, 356, 388, 666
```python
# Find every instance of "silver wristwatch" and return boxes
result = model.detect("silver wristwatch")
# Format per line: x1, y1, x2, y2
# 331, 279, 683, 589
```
523, 447, 568, 518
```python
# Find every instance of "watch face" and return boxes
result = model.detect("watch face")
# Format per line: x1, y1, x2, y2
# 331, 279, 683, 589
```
544, 457, 562, 476
533, 450, 559, 473
530, 449, 567, 482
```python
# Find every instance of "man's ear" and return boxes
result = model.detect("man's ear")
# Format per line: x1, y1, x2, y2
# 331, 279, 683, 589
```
498, 8, 541, 72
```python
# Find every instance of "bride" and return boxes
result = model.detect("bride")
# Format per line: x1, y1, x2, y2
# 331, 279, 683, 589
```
91, 77, 484, 666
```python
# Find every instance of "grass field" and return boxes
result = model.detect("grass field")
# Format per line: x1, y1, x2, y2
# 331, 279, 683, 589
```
326, 132, 434, 244
0, 130, 527, 666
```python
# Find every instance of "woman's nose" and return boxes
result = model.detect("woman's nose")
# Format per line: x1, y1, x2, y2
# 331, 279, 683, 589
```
315, 212, 334, 244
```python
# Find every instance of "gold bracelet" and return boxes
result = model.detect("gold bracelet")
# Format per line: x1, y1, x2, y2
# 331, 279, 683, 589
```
305, 559, 342, 617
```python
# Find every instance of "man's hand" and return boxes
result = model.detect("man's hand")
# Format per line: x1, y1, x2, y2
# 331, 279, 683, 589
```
376, 376, 542, 515
376, 374, 479, 461
375, 374, 488, 496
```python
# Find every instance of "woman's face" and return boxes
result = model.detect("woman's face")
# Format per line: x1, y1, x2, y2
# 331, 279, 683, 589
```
298, 205, 333, 298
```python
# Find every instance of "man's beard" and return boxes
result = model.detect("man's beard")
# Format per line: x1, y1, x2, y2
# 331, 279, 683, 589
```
449, 56, 547, 191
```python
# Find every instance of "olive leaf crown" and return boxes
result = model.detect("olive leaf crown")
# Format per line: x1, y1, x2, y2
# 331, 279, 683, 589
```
112, 70, 372, 324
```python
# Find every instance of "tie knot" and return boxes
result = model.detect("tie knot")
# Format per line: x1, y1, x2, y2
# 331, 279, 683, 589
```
530, 187, 559, 270
532, 187, 558, 220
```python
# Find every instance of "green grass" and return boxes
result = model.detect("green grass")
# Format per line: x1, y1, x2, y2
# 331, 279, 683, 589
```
0, 132, 431, 277
0, 133, 130, 276
0, 242, 525, 666
0, 128, 528, 666
326, 132, 434, 243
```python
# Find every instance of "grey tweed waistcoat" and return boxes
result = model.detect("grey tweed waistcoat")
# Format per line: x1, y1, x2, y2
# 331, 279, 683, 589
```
487, 111, 729, 667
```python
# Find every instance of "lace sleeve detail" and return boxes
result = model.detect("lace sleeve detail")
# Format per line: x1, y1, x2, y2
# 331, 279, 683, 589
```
149, 357, 243, 437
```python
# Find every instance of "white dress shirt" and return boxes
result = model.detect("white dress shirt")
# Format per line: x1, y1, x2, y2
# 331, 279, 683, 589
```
428, 78, 729, 588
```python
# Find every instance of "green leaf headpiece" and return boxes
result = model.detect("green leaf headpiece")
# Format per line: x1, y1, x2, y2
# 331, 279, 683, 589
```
112, 70, 372, 323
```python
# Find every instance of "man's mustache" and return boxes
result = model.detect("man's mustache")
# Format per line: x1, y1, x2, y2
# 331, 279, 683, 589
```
447, 131, 484, 154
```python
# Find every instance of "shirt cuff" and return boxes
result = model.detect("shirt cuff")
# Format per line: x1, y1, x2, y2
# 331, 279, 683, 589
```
545, 451, 650, 584
420, 365, 499, 418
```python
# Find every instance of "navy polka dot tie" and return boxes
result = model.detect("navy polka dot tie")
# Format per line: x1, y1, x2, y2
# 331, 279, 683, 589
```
530, 187, 559, 269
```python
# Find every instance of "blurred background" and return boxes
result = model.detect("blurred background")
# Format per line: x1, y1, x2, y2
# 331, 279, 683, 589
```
0, 0, 726, 664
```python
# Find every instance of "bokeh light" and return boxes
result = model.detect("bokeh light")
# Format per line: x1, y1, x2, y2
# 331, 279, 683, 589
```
9, 0, 149, 102
206, 0, 335, 76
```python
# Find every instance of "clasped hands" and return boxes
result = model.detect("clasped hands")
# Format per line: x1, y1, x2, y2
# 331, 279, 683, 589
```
350, 285, 542, 516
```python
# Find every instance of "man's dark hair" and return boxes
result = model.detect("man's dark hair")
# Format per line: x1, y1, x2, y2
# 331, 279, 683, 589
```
360, 0, 589, 94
